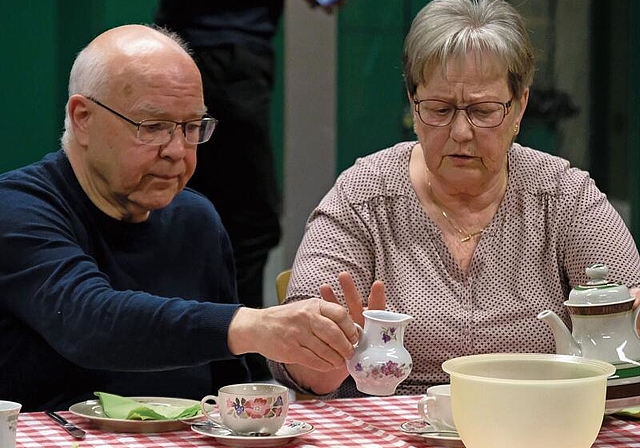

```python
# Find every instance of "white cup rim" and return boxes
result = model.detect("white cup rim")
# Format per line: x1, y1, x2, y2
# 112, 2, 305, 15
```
0, 401, 21, 412
218, 383, 288, 395
426, 384, 451, 396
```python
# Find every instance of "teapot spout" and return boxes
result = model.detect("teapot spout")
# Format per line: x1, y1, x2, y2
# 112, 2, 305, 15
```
537, 310, 582, 356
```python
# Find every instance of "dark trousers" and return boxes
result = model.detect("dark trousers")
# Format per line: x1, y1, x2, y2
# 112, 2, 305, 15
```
190, 44, 282, 380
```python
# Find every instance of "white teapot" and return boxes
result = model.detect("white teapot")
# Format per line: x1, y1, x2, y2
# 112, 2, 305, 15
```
538, 264, 640, 411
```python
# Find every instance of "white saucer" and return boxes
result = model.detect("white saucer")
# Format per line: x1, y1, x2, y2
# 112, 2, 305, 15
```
606, 394, 640, 414
400, 419, 465, 447
191, 420, 314, 447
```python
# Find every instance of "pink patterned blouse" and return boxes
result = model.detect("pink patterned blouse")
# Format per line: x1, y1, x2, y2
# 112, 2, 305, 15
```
269, 141, 640, 398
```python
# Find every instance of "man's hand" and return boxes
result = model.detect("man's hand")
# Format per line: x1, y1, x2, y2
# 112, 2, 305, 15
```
228, 298, 359, 371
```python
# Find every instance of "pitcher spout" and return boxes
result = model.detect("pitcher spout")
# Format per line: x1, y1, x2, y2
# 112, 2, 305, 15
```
537, 310, 582, 356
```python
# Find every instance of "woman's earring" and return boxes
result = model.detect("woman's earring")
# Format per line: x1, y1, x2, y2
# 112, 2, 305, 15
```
514, 123, 520, 135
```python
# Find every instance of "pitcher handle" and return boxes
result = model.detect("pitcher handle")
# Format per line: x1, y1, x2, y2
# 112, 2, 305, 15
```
352, 323, 364, 348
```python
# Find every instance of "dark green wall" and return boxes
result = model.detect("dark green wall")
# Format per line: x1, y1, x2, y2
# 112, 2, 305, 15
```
1, 1, 158, 173
336, 0, 431, 174
1, 2, 58, 172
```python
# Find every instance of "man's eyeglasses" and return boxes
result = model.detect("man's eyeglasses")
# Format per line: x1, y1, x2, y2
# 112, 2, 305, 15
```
86, 97, 218, 145
413, 98, 513, 128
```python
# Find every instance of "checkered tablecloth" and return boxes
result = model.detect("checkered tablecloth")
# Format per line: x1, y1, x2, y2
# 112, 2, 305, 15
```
16, 395, 640, 447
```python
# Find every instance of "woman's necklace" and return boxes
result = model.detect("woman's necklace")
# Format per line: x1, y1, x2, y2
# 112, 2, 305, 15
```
428, 182, 487, 243
438, 208, 486, 242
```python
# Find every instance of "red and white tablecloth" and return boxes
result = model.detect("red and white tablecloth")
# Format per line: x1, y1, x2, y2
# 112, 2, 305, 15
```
16, 395, 640, 447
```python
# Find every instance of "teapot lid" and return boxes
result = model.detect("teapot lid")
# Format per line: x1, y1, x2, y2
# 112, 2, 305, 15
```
567, 264, 632, 305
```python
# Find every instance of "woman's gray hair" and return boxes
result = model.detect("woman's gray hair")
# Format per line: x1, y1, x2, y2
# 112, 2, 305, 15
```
61, 25, 191, 150
403, 0, 535, 99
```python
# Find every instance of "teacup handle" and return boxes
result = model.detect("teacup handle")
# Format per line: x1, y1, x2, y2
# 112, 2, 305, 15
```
418, 395, 437, 422
200, 395, 224, 426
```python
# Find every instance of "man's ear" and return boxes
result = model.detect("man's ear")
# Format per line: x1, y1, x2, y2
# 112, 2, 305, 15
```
67, 95, 92, 147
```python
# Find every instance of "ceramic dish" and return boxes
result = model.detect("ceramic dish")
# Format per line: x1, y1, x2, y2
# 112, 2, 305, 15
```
68, 396, 201, 433
400, 419, 465, 448
191, 420, 314, 447
606, 392, 640, 414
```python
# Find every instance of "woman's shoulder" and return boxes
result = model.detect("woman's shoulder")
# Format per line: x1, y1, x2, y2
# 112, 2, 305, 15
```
334, 141, 416, 204
509, 143, 592, 197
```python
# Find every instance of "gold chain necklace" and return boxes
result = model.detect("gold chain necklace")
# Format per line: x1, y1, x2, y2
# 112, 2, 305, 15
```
428, 182, 487, 243
438, 208, 486, 242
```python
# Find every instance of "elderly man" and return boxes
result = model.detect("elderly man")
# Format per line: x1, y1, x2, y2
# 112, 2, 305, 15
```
0, 25, 366, 412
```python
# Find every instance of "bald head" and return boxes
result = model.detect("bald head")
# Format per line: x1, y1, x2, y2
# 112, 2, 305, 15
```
61, 24, 201, 149
91, 24, 191, 63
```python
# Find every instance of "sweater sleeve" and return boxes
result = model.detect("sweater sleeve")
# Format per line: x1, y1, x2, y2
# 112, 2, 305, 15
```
0, 173, 242, 372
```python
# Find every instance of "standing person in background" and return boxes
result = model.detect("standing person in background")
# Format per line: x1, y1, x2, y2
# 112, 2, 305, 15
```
155, 0, 341, 380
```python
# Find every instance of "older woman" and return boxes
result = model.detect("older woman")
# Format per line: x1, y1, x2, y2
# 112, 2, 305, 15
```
269, 0, 640, 397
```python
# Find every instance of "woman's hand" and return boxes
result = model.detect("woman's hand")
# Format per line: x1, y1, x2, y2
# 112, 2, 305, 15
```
319, 271, 386, 326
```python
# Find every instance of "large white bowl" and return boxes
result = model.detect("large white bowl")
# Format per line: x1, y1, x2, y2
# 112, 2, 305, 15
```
442, 353, 615, 448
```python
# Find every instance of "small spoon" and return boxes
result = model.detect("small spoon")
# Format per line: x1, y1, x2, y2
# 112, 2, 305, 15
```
189, 420, 271, 437
399, 420, 458, 437
402, 427, 459, 436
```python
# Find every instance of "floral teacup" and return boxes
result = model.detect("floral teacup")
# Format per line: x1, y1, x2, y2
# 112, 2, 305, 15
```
200, 383, 289, 435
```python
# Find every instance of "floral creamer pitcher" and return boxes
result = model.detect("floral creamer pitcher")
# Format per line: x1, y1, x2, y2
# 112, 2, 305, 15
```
346, 310, 413, 395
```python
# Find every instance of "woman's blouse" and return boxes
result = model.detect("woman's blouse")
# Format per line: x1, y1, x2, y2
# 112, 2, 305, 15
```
269, 141, 640, 398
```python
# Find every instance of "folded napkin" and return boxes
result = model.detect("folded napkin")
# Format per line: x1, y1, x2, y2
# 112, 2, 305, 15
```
95, 392, 200, 421
613, 406, 640, 419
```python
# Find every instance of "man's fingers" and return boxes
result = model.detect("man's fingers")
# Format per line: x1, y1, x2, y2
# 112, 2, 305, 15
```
284, 342, 344, 371
318, 300, 359, 347
298, 336, 348, 370
258, 299, 355, 370
277, 343, 337, 372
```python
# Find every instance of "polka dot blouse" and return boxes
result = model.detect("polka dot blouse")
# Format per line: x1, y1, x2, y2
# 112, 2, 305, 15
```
269, 141, 640, 398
